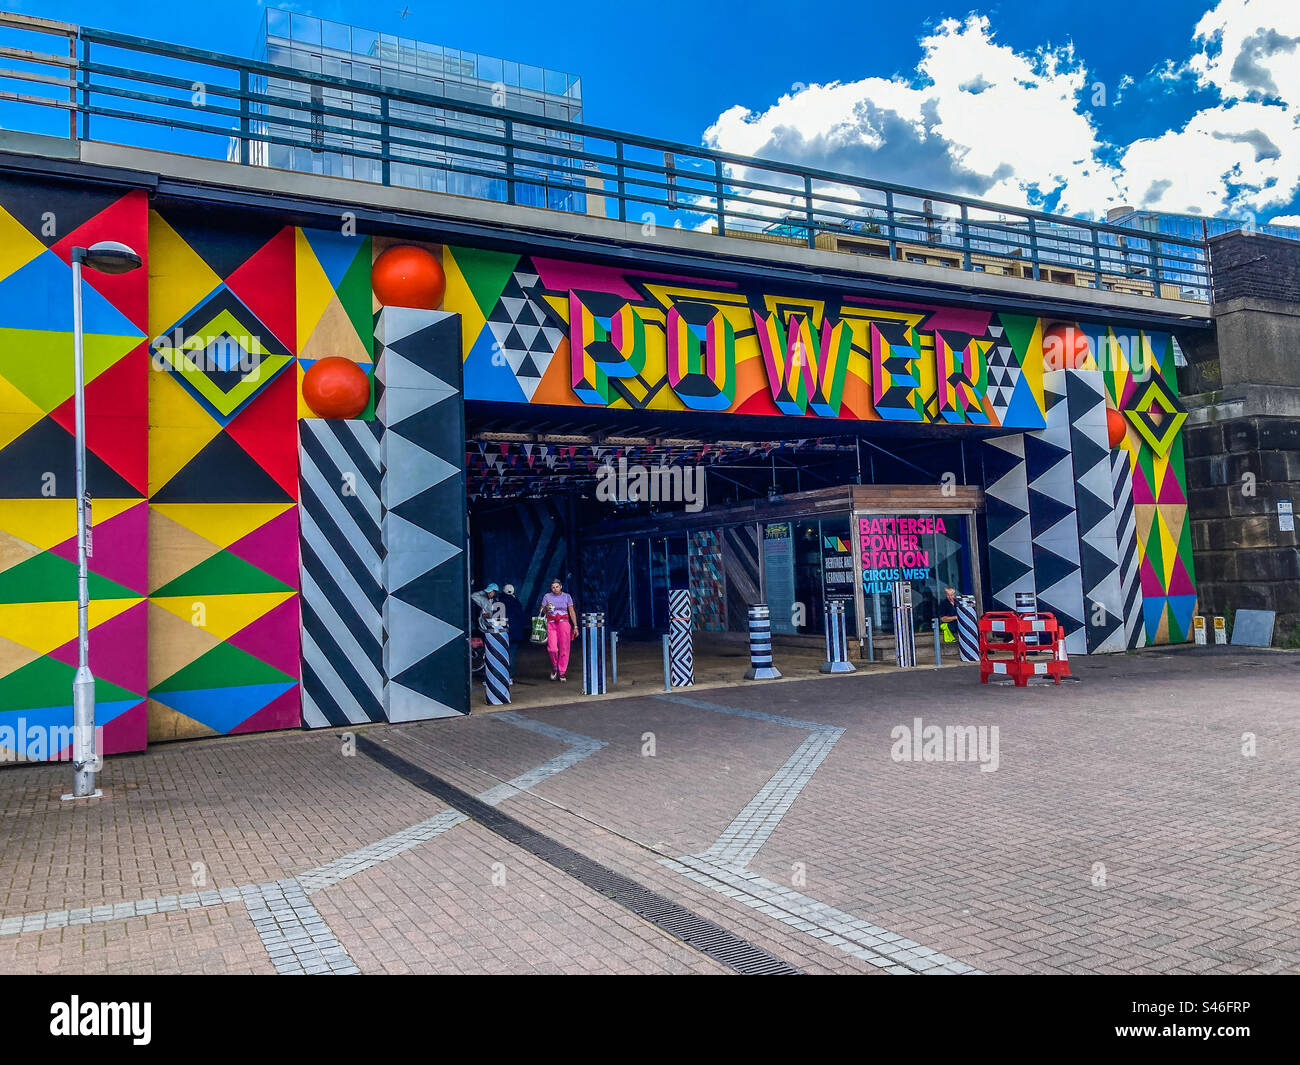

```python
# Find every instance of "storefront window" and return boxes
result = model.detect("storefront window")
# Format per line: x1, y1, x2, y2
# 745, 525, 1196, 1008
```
857, 513, 970, 636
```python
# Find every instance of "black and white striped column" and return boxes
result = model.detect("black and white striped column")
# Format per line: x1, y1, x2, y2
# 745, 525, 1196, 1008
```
1015, 591, 1036, 615
892, 582, 916, 668
483, 620, 511, 706
744, 604, 781, 680
957, 594, 979, 662
820, 600, 856, 674
668, 588, 694, 687
582, 612, 607, 695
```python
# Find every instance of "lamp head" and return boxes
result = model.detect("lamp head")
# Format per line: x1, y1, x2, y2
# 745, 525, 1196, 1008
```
76, 241, 142, 275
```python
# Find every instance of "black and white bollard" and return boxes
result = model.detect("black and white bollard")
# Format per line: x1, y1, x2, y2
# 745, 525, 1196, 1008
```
744, 604, 781, 680
821, 600, 856, 674
668, 588, 694, 687
581, 612, 607, 695
957, 594, 979, 662
1015, 590, 1036, 615
892, 581, 916, 668
483, 618, 511, 705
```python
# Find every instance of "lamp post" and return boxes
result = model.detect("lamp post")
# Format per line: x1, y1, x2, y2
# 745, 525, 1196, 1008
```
63, 241, 142, 802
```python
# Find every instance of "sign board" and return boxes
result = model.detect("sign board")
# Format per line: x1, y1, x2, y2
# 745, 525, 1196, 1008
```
763, 523, 796, 635
820, 532, 855, 605
1230, 609, 1275, 647
1213, 616, 1227, 645
1193, 615, 1206, 645
1279, 500, 1294, 533
858, 515, 948, 594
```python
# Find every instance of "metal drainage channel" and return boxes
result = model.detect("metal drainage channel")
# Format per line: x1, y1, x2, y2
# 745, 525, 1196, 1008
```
356, 736, 800, 975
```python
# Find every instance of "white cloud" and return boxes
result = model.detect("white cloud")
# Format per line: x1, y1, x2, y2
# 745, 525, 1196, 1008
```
701, 2, 1300, 223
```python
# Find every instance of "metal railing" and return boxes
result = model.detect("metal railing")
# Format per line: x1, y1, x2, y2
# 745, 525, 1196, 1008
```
0, 11, 1211, 301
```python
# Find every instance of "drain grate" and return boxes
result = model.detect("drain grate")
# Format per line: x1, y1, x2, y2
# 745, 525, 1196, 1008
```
356, 735, 801, 975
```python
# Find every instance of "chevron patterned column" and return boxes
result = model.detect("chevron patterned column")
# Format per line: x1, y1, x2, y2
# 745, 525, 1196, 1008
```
983, 434, 1035, 612
1066, 370, 1125, 653
297, 420, 385, 727
1110, 449, 1147, 650
376, 308, 469, 721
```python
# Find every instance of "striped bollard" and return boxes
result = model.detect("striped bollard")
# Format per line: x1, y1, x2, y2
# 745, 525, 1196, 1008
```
957, 595, 979, 662
483, 619, 511, 705
668, 588, 694, 687
820, 600, 856, 674
892, 581, 916, 668
744, 604, 781, 680
582, 612, 607, 695
1015, 591, 1036, 615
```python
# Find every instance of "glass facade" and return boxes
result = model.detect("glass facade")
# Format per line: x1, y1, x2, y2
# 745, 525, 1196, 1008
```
251, 7, 585, 210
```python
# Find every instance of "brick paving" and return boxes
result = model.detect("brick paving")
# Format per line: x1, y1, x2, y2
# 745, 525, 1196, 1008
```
1, 647, 1298, 974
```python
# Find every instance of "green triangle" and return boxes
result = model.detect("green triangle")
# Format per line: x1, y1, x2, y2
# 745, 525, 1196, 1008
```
1156, 333, 1176, 385
152, 549, 292, 598
337, 237, 374, 360
450, 245, 521, 319
0, 551, 138, 604
0, 329, 140, 414
152, 640, 293, 693
1144, 506, 1165, 578
0, 655, 137, 712
997, 314, 1038, 366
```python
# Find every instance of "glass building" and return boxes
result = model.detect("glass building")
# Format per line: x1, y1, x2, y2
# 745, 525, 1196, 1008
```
249, 7, 586, 210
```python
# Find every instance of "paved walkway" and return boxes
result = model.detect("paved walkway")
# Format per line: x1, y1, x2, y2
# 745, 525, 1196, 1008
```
2, 648, 1298, 974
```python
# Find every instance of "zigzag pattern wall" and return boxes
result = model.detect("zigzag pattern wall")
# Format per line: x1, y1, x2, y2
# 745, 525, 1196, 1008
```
0, 177, 380, 760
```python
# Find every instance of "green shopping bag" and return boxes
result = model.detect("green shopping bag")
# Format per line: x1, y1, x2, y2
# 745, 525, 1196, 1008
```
941, 622, 956, 643
530, 615, 547, 644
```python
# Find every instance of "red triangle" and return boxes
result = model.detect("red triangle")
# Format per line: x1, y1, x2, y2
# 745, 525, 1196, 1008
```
1167, 555, 1195, 596
229, 684, 300, 734
226, 595, 301, 678
225, 226, 296, 353
50, 189, 150, 332
49, 343, 149, 495
225, 367, 298, 499
1156, 467, 1186, 504
99, 701, 148, 755
227, 507, 300, 590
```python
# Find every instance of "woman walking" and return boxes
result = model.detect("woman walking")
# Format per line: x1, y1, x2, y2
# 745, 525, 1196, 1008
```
540, 578, 577, 682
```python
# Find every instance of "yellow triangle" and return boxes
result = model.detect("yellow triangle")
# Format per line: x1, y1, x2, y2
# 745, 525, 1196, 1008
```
146, 601, 221, 689
0, 207, 47, 286
0, 409, 42, 453
150, 502, 295, 551
1156, 506, 1180, 584
1018, 319, 1045, 414
296, 229, 336, 351
147, 509, 225, 593
150, 590, 295, 642
0, 498, 137, 552
442, 246, 488, 361
147, 697, 219, 742
147, 210, 223, 338
147, 370, 222, 496
301, 293, 371, 363
0, 597, 142, 656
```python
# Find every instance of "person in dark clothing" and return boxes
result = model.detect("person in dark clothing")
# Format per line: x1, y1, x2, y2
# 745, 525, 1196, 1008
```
500, 583, 526, 679
937, 586, 960, 648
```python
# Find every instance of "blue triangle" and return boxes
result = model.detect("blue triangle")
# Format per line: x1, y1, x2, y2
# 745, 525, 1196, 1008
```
151, 683, 295, 735
463, 326, 527, 403
1000, 374, 1046, 430
0, 700, 138, 759
1167, 594, 1197, 640
0, 251, 142, 337
1142, 596, 1167, 641
302, 230, 367, 290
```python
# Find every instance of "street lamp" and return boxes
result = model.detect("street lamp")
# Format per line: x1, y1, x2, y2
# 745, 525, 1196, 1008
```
63, 241, 142, 801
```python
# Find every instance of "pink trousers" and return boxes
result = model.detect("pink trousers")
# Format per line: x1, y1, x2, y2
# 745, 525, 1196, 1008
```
546, 615, 572, 675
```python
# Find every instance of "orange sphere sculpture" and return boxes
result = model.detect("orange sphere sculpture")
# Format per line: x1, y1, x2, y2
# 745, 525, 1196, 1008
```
1106, 407, 1127, 448
371, 245, 445, 309
1042, 323, 1091, 371
302, 357, 371, 419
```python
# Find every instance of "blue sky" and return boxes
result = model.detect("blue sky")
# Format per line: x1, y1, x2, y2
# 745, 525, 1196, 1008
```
9, 0, 1300, 224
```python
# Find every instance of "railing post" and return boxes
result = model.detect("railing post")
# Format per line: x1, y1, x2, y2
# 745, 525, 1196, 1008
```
379, 95, 391, 186
238, 68, 250, 166
615, 140, 626, 222
804, 174, 816, 249
960, 202, 972, 270
504, 117, 516, 205
885, 190, 898, 260
1092, 227, 1103, 288
78, 36, 90, 141
1027, 217, 1041, 281
1150, 237, 1164, 293
714, 157, 726, 236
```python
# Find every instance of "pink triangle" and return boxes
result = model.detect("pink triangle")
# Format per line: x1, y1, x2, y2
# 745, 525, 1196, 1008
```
50, 501, 148, 595
230, 685, 300, 734
49, 600, 147, 695
226, 596, 300, 678
225, 508, 300, 590
1131, 465, 1155, 504
1167, 555, 1195, 596
1139, 555, 1165, 597
100, 701, 148, 755
1156, 470, 1186, 504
